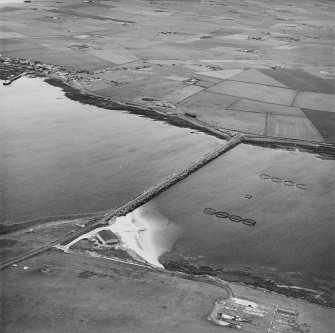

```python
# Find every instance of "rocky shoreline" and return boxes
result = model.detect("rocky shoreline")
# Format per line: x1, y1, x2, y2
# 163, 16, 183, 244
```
2, 56, 334, 309
162, 259, 335, 308
0, 57, 232, 140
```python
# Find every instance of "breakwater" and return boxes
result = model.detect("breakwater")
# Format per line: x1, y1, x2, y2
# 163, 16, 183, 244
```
0, 135, 242, 269
103, 134, 243, 222
63, 134, 243, 243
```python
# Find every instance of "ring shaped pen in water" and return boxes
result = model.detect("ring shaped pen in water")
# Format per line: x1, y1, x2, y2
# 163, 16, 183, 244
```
242, 219, 256, 226
271, 176, 282, 183
203, 208, 217, 215
215, 211, 229, 219
229, 215, 242, 223
283, 180, 295, 186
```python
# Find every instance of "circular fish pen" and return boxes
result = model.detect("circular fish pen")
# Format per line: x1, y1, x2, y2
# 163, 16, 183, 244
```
229, 215, 242, 223
296, 183, 308, 189
283, 180, 295, 186
242, 219, 256, 226
271, 177, 282, 183
203, 208, 217, 215
215, 211, 229, 218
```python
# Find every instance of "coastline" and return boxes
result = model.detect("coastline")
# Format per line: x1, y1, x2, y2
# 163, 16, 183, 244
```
48, 207, 334, 308
2, 57, 333, 153
1, 59, 334, 309
1, 0, 334, 329
0, 212, 107, 234
56, 204, 181, 269
0, 58, 231, 141
161, 258, 335, 308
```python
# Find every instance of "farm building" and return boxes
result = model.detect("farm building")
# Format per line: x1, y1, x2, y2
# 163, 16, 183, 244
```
96, 229, 118, 245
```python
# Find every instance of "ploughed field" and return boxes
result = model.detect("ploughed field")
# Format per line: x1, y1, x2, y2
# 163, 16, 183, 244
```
0, 0, 334, 329
1, 0, 334, 142
1, 69, 334, 308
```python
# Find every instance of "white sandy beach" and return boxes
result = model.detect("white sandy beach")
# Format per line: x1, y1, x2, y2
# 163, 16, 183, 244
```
58, 203, 181, 268
124, 203, 182, 267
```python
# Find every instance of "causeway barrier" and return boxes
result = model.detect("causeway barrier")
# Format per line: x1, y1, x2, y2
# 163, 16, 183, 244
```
0, 135, 243, 270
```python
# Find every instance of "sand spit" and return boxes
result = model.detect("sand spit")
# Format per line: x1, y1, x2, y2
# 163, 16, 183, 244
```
127, 203, 182, 267
57, 203, 181, 268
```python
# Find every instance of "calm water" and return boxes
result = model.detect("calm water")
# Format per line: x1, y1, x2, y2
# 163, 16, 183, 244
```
148, 144, 335, 282
0, 0, 20, 4
0, 77, 221, 223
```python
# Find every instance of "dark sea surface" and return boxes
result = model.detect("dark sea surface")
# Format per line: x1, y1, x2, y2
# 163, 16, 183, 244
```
0, 77, 221, 223
1, 76, 334, 291
147, 143, 335, 283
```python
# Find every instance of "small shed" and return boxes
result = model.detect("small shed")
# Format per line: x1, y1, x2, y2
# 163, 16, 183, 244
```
96, 229, 118, 245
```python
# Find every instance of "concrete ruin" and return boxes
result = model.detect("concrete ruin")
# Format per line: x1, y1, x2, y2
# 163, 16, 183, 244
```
208, 297, 302, 333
